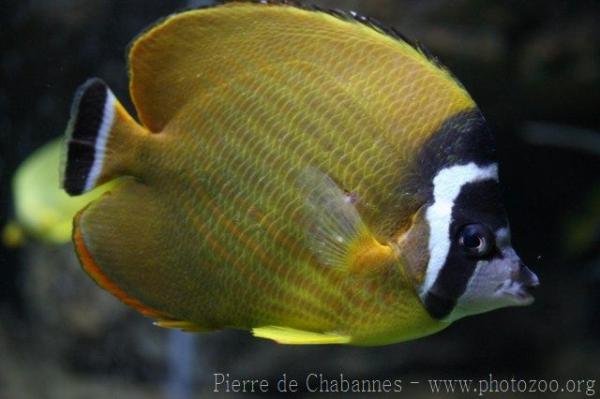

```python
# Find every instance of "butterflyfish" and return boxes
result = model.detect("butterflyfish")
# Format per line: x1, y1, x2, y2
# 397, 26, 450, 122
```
61, 1, 539, 345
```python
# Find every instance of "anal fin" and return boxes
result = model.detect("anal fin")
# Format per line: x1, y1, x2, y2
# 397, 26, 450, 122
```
74, 179, 212, 331
74, 203, 168, 321
154, 319, 213, 332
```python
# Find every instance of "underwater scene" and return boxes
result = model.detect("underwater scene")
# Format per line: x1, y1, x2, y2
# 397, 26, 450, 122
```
1, 0, 599, 398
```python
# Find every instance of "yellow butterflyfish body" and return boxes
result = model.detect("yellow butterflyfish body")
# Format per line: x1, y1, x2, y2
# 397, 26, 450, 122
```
62, 1, 539, 346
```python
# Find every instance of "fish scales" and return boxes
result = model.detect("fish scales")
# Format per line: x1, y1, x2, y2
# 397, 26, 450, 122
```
111, 6, 467, 336
142, 66, 437, 335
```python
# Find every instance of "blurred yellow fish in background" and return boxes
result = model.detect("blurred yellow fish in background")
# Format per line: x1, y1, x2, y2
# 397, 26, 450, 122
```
60, 1, 538, 346
2, 138, 113, 246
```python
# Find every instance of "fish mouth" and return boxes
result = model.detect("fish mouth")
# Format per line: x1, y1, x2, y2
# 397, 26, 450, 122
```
495, 280, 536, 305
496, 264, 540, 305
511, 282, 537, 303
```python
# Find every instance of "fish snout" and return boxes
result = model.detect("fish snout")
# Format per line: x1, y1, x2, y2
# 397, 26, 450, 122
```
513, 262, 540, 289
503, 261, 540, 304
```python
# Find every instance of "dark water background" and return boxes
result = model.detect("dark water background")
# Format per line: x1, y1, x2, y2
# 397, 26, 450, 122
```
1, 0, 599, 398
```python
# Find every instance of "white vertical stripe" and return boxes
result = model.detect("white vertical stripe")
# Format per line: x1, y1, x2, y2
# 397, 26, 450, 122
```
420, 162, 499, 297
84, 90, 116, 192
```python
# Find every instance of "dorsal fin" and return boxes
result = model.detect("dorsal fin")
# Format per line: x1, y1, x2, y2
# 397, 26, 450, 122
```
127, 1, 470, 132
238, 0, 449, 72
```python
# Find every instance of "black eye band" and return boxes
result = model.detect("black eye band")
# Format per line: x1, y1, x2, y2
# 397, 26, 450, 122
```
422, 180, 507, 320
423, 290, 456, 319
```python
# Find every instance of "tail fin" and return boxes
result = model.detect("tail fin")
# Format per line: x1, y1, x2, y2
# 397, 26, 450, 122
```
62, 78, 147, 196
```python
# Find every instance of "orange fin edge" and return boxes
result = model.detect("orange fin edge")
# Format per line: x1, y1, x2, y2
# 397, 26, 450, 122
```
73, 208, 173, 322
153, 320, 213, 332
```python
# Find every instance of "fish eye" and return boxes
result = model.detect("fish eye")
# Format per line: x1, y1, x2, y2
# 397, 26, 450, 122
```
457, 224, 493, 257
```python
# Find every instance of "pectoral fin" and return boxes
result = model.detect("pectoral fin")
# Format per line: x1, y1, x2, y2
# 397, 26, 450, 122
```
298, 167, 397, 274
252, 326, 351, 345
